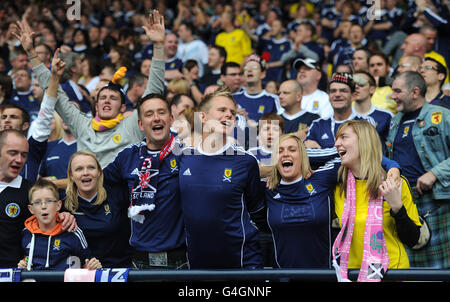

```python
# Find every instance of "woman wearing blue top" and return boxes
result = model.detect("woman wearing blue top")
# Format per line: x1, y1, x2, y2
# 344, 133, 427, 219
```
265, 133, 401, 268
65, 151, 132, 268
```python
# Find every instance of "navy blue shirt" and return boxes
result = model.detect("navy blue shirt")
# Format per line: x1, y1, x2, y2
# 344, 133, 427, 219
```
392, 108, 426, 186
72, 183, 132, 268
179, 143, 264, 269
233, 90, 282, 123
103, 140, 185, 253
266, 157, 340, 268
306, 112, 376, 148
282, 110, 320, 134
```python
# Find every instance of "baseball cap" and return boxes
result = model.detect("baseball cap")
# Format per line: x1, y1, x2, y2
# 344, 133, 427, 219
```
293, 58, 320, 71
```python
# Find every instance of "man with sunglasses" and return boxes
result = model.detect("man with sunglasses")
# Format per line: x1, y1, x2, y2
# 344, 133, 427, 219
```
352, 71, 393, 150
419, 57, 450, 109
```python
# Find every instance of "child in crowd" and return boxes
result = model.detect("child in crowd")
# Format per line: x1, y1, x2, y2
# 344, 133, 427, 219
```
18, 178, 102, 271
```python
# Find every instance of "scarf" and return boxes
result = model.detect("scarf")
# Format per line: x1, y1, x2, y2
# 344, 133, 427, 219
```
128, 134, 176, 223
91, 113, 124, 132
332, 170, 389, 282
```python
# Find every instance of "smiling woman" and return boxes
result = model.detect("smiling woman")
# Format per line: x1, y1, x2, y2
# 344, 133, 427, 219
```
64, 150, 132, 268
332, 120, 421, 282
265, 133, 341, 269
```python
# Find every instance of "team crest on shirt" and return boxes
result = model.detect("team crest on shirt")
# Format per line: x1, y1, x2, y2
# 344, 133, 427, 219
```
131, 167, 159, 199
104, 204, 111, 215
431, 112, 442, 124
223, 168, 232, 182
258, 105, 265, 114
170, 159, 178, 173
5, 203, 20, 218
305, 184, 316, 195
402, 126, 410, 138
313, 101, 319, 111
113, 134, 121, 143
53, 239, 61, 250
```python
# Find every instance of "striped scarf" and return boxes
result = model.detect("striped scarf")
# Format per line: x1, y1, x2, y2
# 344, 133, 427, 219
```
91, 113, 124, 131
332, 170, 389, 282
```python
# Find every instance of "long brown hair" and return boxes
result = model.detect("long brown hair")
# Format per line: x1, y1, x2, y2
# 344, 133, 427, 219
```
336, 120, 385, 199
65, 151, 107, 212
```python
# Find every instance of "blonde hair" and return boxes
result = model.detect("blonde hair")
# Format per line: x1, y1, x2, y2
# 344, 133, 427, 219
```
29, 178, 59, 203
198, 85, 235, 113
49, 112, 64, 142
336, 120, 385, 199
65, 151, 107, 212
167, 79, 190, 98
268, 133, 312, 190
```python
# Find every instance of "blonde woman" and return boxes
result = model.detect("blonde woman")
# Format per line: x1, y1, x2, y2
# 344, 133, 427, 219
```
265, 132, 402, 269
332, 120, 421, 282
265, 133, 341, 268
65, 151, 131, 268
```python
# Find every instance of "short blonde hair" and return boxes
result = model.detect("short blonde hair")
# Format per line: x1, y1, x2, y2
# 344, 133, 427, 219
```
336, 120, 385, 198
268, 133, 312, 190
65, 151, 107, 212
29, 178, 59, 203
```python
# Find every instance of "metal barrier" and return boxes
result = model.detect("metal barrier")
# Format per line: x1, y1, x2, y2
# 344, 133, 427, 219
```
19, 268, 450, 282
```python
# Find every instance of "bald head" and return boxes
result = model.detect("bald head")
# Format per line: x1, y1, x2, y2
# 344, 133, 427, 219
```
397, 55, 422, 73
401, 34, 427, 57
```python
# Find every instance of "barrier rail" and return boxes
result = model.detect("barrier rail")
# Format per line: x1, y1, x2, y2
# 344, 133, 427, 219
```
18, 268, 450, 282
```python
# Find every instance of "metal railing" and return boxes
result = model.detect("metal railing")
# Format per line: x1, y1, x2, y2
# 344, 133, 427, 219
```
19, 268, 450, 282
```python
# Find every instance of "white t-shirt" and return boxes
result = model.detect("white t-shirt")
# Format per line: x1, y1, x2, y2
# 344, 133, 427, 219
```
177, 39, 209, 77
301, 89, 333, 119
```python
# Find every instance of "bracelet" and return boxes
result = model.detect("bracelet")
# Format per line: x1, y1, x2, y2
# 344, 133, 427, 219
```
27, 55, 38, 61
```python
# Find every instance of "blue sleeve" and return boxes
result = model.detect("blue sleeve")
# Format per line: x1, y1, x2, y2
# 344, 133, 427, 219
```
307, 147, 339, 166
103, 151, 125, 184
381, 156, 400, 171
245, 156, 265, 213
23, 137, 48, 182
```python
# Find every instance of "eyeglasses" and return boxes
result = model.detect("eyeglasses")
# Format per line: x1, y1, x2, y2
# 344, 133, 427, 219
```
418, 65, 437, 72
30, 200, 58, 207
225, 72, 242, 77
243, 65, 259, 71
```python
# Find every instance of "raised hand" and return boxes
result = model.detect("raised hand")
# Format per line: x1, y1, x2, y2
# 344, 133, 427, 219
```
51, 48, 66, 77
11, 19, 36, 55
142, 9, 165, 44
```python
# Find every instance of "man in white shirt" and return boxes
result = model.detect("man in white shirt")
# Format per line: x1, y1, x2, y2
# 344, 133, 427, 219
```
294, 58, 333, 119
176, 21, 209, 78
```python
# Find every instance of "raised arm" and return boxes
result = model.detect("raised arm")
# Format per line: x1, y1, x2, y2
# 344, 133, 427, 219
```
142, 9, 166, 97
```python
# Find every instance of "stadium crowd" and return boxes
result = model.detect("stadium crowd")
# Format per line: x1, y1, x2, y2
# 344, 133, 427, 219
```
0, 0, 448, 282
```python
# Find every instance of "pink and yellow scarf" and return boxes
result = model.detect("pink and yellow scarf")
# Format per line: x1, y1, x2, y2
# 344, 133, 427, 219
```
91, 113, 124, 132
332, 170, 389, 282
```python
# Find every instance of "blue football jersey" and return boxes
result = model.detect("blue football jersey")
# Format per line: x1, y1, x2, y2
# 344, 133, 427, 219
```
233, 90, 283, 123
103, 140, 185, 253
266, 157, 341, 268
179, 143, 264, 269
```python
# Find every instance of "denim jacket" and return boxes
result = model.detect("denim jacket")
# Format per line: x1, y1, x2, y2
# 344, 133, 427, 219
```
386, 102, 450, 200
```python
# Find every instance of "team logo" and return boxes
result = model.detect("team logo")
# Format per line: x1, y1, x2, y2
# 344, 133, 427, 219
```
53, 239, 61, 250
431, 112, 442, 124
258, 105, 265, 114
305, 184, 316, 195
5, 203, 20, 218
223, 168, 232, 182
104, 204, 111, 215
170, 159, 178, 173
113, 134, 121, 143
402, 126, 410, 138
313, 101, 319, 110
131, 167, 159, 199
170, 62, 175, 68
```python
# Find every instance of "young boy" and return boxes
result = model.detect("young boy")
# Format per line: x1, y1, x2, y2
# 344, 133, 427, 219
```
18, 178, 101, 271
